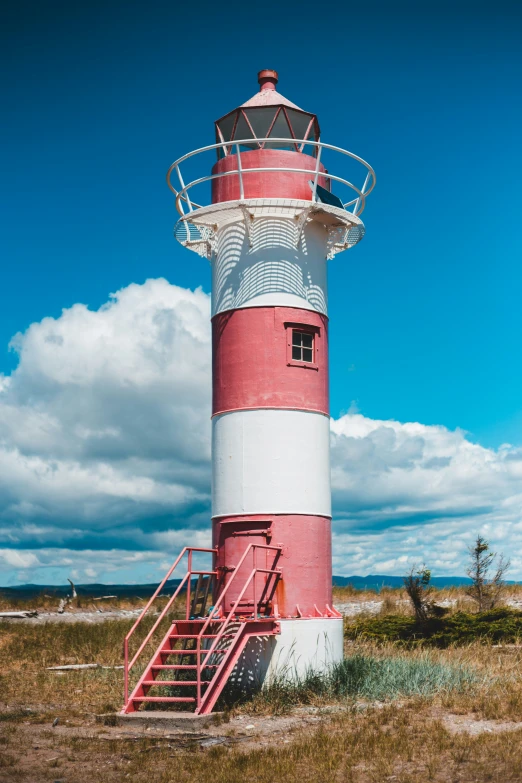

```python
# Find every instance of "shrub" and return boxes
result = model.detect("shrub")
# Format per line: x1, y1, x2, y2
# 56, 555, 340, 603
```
466, 535, 510, 611
345, 608, 522, 647
403, 565, 435, 622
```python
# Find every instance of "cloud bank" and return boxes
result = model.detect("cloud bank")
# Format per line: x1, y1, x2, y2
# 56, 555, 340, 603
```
1, 279, 521, 585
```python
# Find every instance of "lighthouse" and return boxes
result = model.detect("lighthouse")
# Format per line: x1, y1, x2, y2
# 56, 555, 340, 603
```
123, 70, 375, 715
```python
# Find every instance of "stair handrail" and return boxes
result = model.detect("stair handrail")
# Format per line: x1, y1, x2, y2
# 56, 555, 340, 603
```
124, 546, 216, 704
198, 543, 282, 671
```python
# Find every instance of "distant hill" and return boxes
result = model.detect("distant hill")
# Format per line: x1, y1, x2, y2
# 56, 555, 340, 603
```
332, 575, 477, 590
2, 574, 517, 600
0, 580, 185, 600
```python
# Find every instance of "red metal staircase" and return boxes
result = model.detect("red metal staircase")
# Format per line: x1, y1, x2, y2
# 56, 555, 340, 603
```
122, 544, 282, 715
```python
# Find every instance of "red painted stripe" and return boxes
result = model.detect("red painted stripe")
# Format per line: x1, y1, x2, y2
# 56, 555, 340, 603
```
212, 306, 329, 416
213, 514, 332, 619
211, 149, 328, 203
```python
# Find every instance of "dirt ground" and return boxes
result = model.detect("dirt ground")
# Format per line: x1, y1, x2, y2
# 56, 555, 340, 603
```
3, 701, 522, 783
3, 595, 522, 782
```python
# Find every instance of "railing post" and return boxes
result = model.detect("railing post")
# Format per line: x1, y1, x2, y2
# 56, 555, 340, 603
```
253, 545, 257, 620
124, 639, 128, 705
353, 170, 370, 215
197, 636, 201, 708
175, 164, 193, 213
186, 549, 193, 619
311, 143, 322, 202
235, 144, 245, 200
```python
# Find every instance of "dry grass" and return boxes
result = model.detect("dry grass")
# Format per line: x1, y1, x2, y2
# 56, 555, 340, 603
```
1, 700, 522, 782
332, 583, 522, 613
2, 596, 522, 782
0, 592, 185, 613
0, 612, 183, 716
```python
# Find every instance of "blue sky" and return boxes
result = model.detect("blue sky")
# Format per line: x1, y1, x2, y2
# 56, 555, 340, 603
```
1, 0, 521, 585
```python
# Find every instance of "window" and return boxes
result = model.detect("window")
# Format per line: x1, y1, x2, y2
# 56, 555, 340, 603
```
292, 330, 314, 363
285, 321, 320, 370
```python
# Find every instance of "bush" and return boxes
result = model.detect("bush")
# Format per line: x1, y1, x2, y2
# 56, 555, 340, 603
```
345, 608, 522, 647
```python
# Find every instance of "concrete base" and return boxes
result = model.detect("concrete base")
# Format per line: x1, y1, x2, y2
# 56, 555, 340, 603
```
230, 617, 344, 690
117, 711, 218, 729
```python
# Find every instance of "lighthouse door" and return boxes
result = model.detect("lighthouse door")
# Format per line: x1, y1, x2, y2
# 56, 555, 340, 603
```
222, 521, 271, 617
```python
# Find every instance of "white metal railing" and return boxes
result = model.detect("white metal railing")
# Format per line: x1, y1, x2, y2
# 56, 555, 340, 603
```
166, 138, 376, 218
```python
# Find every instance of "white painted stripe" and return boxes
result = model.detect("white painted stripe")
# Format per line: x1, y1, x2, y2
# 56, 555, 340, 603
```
212, 218, 328, 317
212, 409, 331, 518
239, 618, 344, 684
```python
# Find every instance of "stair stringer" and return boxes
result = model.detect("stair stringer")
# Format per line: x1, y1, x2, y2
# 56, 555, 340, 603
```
196, 619, 280, 715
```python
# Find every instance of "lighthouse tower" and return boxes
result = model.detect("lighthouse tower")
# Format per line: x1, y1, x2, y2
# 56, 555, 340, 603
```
122, 70, 375, 715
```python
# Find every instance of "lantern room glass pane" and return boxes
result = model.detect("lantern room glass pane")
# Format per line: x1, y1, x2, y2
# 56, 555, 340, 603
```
243, 108, 277, 140
232, 112, 251, 141
265, 110, 293, 150
268, 110, 292, 139
232, 112, 258, 151
285, 109, 316, 141
217, 111, 237, 142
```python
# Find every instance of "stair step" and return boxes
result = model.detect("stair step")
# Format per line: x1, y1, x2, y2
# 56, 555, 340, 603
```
151, 664, 219, 670
142, 680, 211, 686
161, 648, 229, 655
168, 632, 238, 638
131, 696, 196, 703
168, 634, 220, 639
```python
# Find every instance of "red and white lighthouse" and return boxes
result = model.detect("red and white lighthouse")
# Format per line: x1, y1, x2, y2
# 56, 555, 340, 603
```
174, 69, 374, 678
122, 70, 375, 715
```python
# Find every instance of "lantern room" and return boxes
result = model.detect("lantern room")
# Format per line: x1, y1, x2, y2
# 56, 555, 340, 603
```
212, 69, 327, 203
214, 69, 320, 155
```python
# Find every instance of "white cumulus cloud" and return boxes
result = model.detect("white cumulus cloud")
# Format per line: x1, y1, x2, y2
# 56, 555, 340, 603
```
0, 279, 520, 585
330, 414, 522, 577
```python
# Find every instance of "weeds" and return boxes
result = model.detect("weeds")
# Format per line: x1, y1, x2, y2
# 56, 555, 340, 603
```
2, 617, 522, 782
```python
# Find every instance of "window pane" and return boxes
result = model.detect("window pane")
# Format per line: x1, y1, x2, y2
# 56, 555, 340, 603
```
292, 346, 301, 361
217, 111, 237, 142
244, 108, 277, 139
233, 112, 253, 142
302, 348, 313, 363
285, 109, 315, 140
265, 108, 294, 150
302, 333, 313, 348
292, 331, 302, 346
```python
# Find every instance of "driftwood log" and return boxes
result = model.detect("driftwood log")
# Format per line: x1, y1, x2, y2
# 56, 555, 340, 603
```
47, 664, 125, 670
58, 578, 77, 613
0, 611, 38, 619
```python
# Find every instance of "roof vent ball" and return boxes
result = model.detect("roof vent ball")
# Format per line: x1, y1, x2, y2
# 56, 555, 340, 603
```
258, 69, 278, 91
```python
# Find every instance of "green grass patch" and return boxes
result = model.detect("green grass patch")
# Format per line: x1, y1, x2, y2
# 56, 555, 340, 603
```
345, 608, 522, 647
223, 653, 475, 713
